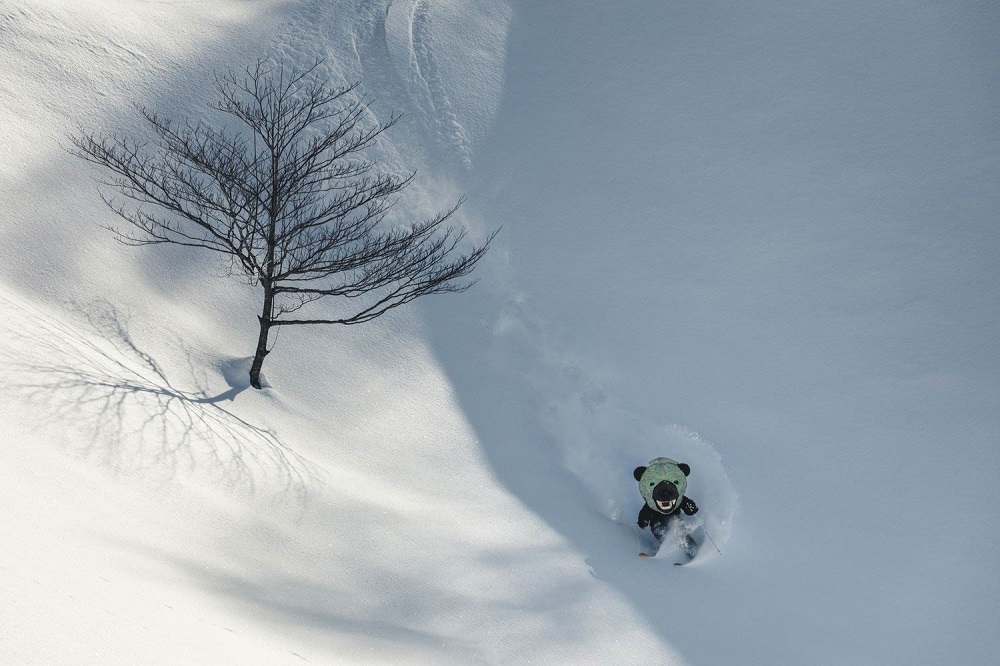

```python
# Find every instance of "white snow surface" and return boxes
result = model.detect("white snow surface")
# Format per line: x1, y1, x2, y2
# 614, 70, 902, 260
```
1, 1, 997, 664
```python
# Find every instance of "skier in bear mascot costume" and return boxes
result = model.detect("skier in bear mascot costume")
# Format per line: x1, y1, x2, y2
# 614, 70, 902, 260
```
634, 457, 702, 561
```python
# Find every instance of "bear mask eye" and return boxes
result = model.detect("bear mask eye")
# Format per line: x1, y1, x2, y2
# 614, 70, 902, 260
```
649, 482, 655, 486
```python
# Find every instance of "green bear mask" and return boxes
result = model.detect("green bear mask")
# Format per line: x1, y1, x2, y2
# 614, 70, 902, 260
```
638, 457, 689, 513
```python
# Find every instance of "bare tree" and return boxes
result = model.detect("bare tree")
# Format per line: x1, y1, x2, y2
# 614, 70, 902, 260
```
70, 60, 496, 389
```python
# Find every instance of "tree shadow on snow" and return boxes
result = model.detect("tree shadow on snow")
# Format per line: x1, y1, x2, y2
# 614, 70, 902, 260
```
0, 295, 318, 505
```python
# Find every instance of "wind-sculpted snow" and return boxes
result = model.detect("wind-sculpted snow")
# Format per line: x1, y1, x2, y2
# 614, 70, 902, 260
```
263, 0, 510, 172
385, 0, 511, 170
0, 2, 151, 180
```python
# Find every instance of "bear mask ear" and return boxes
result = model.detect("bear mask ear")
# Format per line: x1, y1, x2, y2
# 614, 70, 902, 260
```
633, 466, 647, 481
678, 463, 691, 476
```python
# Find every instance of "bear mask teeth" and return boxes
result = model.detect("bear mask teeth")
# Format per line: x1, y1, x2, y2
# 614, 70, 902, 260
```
656, 499, 676, 511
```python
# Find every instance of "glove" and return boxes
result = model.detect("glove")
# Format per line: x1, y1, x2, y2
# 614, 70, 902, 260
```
637, 504, 652, 529
680, 497, 699, 516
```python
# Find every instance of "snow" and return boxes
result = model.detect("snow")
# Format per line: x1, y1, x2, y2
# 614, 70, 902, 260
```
1, 0, 998, 664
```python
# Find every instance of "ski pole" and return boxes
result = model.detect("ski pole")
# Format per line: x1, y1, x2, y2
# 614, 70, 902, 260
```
703, 526, 722, 555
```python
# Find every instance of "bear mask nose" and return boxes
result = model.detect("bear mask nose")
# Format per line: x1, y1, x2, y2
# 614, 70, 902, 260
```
651, 481, 679, 502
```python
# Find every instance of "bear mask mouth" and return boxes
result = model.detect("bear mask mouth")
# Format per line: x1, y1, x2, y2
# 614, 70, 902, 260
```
651, 480, 680, 512
656, 499, 676, 512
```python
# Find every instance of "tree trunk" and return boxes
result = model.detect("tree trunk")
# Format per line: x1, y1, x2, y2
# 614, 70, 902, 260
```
252, 150, 280, 391
249, 289, 274, 390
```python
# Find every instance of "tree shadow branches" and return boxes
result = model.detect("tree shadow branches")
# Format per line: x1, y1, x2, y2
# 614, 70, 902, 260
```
0, 295, 319, 506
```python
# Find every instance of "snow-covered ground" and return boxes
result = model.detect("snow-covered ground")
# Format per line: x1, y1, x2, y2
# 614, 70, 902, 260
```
1, 1, 997, 664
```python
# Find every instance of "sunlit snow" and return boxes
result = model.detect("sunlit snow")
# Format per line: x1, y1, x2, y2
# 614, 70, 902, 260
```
1, 1, 997, 664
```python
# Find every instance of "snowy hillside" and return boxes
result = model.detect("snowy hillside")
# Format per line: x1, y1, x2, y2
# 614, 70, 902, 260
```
2, 1, 998, 665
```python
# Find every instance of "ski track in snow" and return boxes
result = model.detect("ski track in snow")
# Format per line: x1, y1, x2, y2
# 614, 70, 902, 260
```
405, 0, 475, 169
485, 297, 740, 558
262, 1, 421, 179
265, 0, 504, 172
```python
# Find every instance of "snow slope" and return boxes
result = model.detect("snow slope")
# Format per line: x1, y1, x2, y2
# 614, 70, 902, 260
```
454, 2, 1000, 663
2, 0, 998, 664
1, 1, 685, 664
0, 284, 674, 665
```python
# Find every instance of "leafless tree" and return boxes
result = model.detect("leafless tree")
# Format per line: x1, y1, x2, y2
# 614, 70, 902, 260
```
70, 60, 496, 389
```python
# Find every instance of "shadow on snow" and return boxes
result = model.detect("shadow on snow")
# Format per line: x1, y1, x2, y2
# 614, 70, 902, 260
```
0, 295, 318, 505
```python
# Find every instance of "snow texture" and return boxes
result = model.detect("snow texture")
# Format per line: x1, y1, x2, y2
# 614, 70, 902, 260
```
1, 0, 998, 664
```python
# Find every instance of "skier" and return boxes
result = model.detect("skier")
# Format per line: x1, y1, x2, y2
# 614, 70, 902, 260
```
634, 457, 702, 562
